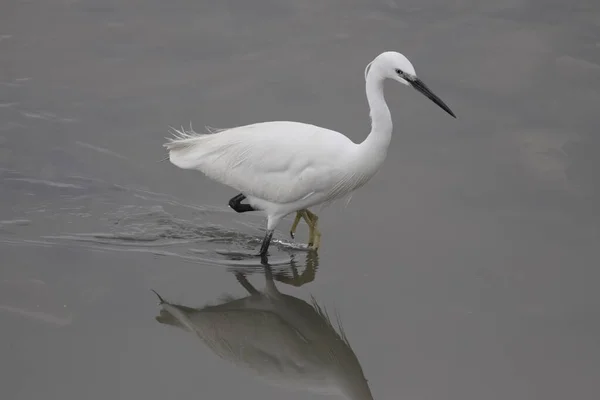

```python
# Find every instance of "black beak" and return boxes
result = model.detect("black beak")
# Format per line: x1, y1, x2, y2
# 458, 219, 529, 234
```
410, 78, 456, 118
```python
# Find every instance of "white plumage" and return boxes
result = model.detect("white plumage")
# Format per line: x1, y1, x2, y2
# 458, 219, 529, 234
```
166, 121, 356, 206
164, 51, 456, 258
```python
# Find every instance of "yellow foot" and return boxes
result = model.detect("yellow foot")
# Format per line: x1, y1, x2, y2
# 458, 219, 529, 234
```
290, 210, 305, 239
305, 209, 321, 250
289, 209, 322, 251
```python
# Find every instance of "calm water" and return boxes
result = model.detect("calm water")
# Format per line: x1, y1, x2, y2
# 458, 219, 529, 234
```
1, 1, 599, 399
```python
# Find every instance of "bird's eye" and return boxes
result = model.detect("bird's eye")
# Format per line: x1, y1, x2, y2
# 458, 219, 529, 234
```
395, 68, 403, 75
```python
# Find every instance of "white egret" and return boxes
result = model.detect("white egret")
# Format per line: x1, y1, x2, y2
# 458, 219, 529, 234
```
164, 51, 456, 259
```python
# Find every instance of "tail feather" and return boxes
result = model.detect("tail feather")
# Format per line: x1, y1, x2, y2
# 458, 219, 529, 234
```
163, 123, 238, 170
163, 125, 207, 151
163, 124, 228, 152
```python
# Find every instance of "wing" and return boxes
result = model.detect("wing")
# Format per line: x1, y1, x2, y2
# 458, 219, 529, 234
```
164, 121, 356, 204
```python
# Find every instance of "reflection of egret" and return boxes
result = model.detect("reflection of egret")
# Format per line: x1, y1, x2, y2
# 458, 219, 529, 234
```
153, 264, 373, 400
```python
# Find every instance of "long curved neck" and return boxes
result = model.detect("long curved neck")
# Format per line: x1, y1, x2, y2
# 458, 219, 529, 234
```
360, 69, 392, 155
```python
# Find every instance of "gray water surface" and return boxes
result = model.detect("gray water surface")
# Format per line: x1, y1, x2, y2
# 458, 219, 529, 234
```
1, 1, 599, 399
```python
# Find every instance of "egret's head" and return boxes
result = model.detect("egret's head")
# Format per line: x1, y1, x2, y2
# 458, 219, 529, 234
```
368, 51, 456, 118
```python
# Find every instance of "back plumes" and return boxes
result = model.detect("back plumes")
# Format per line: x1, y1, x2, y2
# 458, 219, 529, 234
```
163, 125, 232, 171
164, 125, 223, 152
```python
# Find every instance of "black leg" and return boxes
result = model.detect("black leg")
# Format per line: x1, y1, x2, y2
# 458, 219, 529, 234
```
259, 229, 274, 263
228, 193, 255, 213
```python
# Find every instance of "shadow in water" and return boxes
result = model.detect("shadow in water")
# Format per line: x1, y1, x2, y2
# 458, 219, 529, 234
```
152, 260, 373, 400
219, 250, 320, 286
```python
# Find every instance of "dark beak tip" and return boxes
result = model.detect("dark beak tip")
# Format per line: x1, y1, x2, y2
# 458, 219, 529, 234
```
411, 78, 457, 119
441, 105, 456, 119
442, 106, 457, 119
